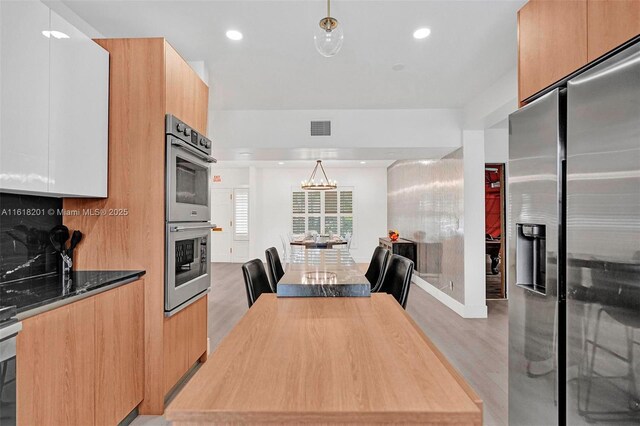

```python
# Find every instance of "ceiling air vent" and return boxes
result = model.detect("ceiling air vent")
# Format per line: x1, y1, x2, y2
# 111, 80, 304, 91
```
310, 120, 331, 136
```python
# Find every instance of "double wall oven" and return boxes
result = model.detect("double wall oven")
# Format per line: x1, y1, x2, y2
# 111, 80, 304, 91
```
165, 114, 216, 316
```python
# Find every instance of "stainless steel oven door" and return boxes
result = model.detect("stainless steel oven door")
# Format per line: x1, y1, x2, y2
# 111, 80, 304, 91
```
167, 136, 213, 222
165, 222, 212, 315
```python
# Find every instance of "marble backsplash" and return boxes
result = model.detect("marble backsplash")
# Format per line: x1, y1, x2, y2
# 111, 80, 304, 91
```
0, 193, 62, 284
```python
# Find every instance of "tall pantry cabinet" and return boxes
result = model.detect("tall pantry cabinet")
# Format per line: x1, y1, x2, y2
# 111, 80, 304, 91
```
63, 38, 209, 414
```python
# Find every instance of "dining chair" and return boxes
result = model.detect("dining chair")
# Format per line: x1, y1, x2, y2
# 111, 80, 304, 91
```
241, 259, 273, 308
377, 254, 414, 309
265, 247, 285, 292
366, 246, 390, 292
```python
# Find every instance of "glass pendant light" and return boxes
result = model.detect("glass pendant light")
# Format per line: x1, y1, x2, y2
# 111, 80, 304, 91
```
314, 0, 344, 57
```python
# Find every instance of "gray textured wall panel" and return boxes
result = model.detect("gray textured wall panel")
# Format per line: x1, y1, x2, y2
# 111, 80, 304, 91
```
387, 148, 465, 303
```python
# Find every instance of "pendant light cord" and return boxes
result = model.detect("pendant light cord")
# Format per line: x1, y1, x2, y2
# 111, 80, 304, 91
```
304, 160, 334, 187
327, 0, 331, 17
319, 161, 331, 182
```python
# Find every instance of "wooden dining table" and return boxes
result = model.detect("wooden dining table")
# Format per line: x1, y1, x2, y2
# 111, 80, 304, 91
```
277, 248, 370, 297
165, 294, 483, 425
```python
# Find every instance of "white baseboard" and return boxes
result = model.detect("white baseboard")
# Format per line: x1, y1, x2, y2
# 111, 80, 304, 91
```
412, 275, 487, 318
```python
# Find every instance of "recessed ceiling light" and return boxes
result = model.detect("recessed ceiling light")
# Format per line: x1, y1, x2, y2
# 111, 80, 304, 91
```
360, 161, 367, 164
278, 162, 285, 165
413, 28, 431, 40
42, 30, 69, 39
226, 30, 243, 41
239, 152, 251, 157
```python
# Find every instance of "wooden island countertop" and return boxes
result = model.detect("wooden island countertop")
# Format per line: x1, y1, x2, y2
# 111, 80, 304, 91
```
165, 294, 482, 425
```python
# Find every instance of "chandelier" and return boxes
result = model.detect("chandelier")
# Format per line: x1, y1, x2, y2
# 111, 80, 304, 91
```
301, 160, 337, 190
314, 0, 344, 57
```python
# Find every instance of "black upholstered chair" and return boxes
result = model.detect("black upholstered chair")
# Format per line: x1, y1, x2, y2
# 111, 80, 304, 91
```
241, 259, 273, 308
265, 247, 285, 292
365, 246, 390, 292
377, 254, 414, 309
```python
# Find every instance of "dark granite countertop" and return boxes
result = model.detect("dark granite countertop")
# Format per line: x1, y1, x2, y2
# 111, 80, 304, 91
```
0, 270, 145, 319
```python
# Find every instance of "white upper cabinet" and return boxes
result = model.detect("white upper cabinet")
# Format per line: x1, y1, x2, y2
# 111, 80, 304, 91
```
0, 3, 109, 197
0, 1, 51, 193
48, 11, 109, 197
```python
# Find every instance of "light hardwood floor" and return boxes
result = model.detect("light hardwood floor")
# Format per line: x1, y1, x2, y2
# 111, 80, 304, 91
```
133, 262, 508, 426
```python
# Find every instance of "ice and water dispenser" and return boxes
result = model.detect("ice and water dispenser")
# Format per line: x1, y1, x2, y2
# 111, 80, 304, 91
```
516, 224, 546, 294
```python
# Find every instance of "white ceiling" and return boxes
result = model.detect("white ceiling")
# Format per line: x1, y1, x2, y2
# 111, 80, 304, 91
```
62, 0, 525, 111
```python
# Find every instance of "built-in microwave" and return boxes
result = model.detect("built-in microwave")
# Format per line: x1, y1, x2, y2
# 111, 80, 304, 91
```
165, 114, 216, 223
165, 222, 212, 316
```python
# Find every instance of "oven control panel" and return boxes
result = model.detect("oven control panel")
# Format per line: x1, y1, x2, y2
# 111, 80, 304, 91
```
165, 114, 213, 156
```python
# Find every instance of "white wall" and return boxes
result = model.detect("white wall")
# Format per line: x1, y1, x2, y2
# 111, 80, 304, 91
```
463, 67, 517, 130
211, 167, 249, 188
210, 108, 462, 151
251, 167, 388, 263
484, 127, 509, 164
210, 165, 387, 264
42, 0, 103, 38
462, 131, 487, 318
187, 60, 210, 87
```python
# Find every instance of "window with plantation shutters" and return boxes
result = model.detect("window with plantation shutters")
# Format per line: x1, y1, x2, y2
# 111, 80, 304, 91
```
325, 191, 337, 214
292, 217, 305, 235
234, 188, 249, 241
308, 192, 321, 214
339, 191, 353, 214
291, 188, 354, 237
292, 191, 305, 214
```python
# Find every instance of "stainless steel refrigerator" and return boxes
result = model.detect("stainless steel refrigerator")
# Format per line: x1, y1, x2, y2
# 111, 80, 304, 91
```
508, 41, 640, 425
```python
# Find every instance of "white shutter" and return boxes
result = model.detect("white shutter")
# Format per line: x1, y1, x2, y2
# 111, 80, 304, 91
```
324, 216, 338, 234
325, 191, 338, 214
308, 191, 321, 214
234, 188, 249, 241
339, 191, 353, 214
292, 191, 306, 214
292, 217, 305, 234
308, 216, 321, 233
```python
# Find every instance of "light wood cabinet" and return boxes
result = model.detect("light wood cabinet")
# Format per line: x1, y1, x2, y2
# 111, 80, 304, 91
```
518, 0, 588, 103
64, 38, 209, 415
17, 281, 144, 426
165, 43, 209, 135
587, 0, 640, 61
518, 0, 640, 104
163, 295, 208, 394
17, 297, 96, 426
95, 280, 144, 426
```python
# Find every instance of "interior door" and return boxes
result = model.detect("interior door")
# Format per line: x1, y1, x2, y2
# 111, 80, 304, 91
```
211, 188, 232, 262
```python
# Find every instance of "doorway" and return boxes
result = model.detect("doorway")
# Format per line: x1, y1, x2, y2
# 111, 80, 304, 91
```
485, 164, 506, 299
211, 188, 233, 262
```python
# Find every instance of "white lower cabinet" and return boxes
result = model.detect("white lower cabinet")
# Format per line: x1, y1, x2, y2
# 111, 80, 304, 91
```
49, 11, 109, 197
0, 2, 109, 197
